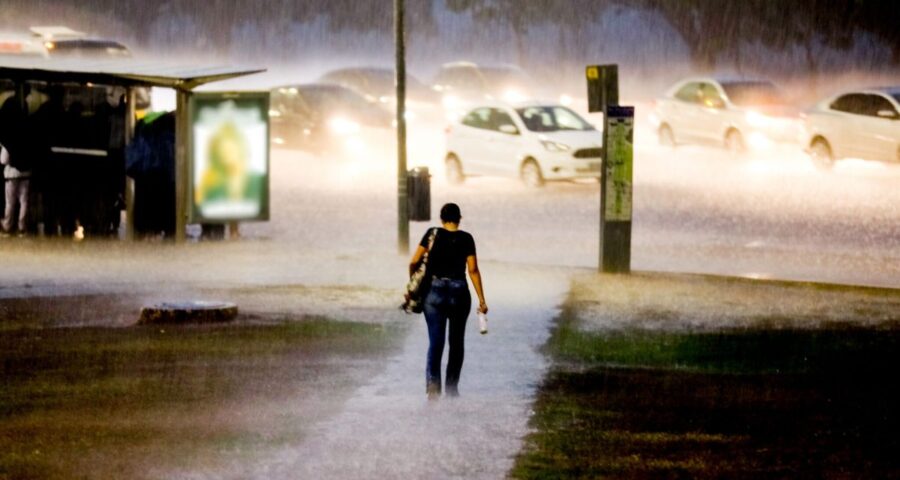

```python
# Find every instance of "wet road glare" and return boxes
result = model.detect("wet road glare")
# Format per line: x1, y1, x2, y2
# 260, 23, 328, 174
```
245, 137, 900, 289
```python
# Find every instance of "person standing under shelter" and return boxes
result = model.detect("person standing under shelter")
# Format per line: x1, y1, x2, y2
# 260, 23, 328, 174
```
0, 85, 35, 237
0, 141, 31, 237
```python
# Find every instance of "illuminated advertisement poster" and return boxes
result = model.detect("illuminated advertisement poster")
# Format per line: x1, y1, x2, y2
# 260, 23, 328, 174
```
190, 92, 269, 222
604, 106, 634, 222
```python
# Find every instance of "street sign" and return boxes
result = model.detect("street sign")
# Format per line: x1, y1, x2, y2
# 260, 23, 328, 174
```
586, 64, 618, 113
604, 106, 634, 222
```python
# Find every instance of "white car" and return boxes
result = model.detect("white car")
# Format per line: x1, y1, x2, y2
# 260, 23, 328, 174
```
803, 87, 900, 169
445, 102, 602, 187
651, 77, 799, 152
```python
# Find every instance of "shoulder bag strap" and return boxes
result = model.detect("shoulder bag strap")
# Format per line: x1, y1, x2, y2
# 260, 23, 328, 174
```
422, 227, 438, 263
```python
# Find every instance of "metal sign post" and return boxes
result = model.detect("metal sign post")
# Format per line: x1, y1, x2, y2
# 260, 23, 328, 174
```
587, 64, 633, 273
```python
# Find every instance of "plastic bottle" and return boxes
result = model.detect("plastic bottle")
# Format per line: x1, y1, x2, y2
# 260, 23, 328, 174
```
478, 312, 488, 335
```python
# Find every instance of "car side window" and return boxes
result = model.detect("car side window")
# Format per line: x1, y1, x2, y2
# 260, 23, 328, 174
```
462, 108, 491, 129
865, 95, 898, 118
830, 94, 868, 115
674, 83, 701, 104
700, 83, 725, 108
489, 108, 517, 133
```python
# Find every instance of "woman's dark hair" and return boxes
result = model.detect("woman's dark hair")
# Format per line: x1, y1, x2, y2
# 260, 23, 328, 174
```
440, 203, 461, 223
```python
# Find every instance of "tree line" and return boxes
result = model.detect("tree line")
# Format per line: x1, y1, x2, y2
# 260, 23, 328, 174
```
7, 0, 898, 71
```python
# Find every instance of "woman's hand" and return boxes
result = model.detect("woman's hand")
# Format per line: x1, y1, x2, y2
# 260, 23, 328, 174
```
478, 301, 488, 314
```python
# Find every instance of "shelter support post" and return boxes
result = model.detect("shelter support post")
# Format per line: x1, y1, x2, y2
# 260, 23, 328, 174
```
124, 87, 136, 241
174, 89, 190, 243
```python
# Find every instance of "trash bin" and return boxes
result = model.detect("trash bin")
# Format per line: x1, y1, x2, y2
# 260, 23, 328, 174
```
407, 166, 431, 222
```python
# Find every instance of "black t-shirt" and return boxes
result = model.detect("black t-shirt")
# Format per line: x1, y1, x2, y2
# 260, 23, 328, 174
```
420, 228, 476, 280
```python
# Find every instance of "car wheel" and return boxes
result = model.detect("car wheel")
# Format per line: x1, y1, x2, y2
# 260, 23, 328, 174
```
810, 139, 835, 171
658, 124, 675, 147
725, 129, 745, 154
445, 154, 465, 184
520, 159, 545, 188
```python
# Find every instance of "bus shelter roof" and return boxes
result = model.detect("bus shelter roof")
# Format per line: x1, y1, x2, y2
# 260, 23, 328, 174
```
0, 56, 265, 90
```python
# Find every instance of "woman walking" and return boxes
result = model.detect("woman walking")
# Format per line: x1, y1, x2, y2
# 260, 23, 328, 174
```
409, 203, 488, 400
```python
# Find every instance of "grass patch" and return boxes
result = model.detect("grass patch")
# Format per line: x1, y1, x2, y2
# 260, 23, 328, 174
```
0, 318, 403, 480
512, 276, 900, 479
513, 366, 900, 479
549, 321, 900, 375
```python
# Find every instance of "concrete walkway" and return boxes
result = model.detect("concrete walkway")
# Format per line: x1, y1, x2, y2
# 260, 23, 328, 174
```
233, 264, 571, 480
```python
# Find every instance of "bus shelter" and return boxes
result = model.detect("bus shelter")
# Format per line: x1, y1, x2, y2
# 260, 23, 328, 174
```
0, 57, 267, 242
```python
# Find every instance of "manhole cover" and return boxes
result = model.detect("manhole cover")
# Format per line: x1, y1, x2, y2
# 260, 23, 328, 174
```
139, 301, 238, 325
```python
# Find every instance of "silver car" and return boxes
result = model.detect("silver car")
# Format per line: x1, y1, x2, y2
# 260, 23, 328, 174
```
802, 87, 900, 169
651, 77, 799, 152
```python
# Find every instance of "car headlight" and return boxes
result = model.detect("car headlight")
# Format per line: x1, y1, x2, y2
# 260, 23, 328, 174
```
328, 117, 361, 136
502, 88, 527, 103
746, 111, 770, 128
442, 94, 462, 110
541, 140, 571, 152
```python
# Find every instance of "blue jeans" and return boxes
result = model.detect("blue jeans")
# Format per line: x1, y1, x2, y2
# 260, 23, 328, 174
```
423, 277, 471, 393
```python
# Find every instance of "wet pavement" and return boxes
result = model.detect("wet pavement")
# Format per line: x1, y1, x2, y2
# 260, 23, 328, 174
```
1, 144, 898, 478
181, 264, 571, 480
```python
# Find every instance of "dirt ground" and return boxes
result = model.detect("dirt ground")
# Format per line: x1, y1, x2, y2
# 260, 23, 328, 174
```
0, 288, 407, 480
567, 272, 900, 332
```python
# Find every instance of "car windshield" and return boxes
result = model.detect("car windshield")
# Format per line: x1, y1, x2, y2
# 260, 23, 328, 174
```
358, 71, 426, 96
301, 87, 374, 112
516, 106, 593, 132
721, 82, 785, 107
480, 67, 534, 89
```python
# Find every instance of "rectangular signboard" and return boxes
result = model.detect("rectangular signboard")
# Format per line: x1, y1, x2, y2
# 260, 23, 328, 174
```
604, 105, 634, 222
188, 91, 270, 223
586, 64, 618, 113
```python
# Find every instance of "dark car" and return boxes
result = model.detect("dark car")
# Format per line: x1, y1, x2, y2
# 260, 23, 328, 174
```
269, 83, 392, 156
44, 38, 130, 58
318, 67, 437, 105
28, 26, 130, 58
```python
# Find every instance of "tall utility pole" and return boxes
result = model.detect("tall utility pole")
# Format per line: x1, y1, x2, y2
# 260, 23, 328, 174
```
395, 0, 409, 253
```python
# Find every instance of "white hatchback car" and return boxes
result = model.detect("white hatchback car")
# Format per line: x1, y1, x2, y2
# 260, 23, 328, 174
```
445, 103, 602, 187
652, 77, 799, 152
802, 87, 900, 169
